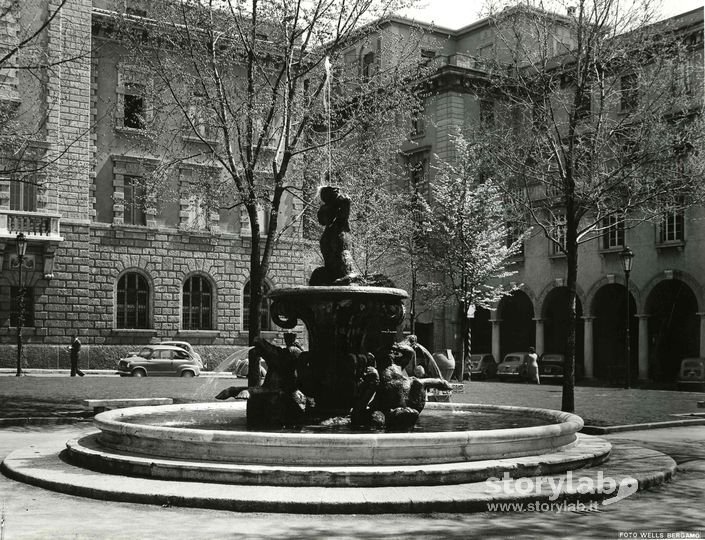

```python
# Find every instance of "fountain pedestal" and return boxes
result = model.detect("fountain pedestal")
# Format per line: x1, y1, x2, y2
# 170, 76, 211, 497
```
269, 286, 407, 412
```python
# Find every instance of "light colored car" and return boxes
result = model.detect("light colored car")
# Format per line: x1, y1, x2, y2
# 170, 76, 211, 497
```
117, 345, 201, 377
465, 353, 497, 380
677, 358, 705, 390
496, 352, 528, 381
159, 340, 203, 368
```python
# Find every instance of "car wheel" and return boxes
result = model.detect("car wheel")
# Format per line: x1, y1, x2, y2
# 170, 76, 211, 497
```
181, 370, 195, 378
132, 368, 146, 377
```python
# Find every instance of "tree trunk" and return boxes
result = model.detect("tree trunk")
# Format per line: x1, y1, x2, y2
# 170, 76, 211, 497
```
562, 236, 578, 413
247, 203, 263, 389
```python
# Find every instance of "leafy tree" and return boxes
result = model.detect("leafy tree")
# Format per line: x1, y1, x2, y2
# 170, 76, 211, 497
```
424, 130, 522, 377
479, 0, 704, 411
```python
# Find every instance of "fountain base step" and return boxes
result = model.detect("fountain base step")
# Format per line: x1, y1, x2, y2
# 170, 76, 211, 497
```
1, 438, 675, 514
65, 433, 611, 487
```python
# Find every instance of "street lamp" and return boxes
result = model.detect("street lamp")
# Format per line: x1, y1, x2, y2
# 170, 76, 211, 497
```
620, 246, 634, 389
15, 232, 27, 377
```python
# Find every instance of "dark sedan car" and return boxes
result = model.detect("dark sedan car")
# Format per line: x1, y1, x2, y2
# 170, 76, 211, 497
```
117, 345, 201, 377
539, 353, 564, 382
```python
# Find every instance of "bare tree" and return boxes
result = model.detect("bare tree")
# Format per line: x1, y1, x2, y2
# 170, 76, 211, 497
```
105, 0, 428, 352
478, 0, 704, 411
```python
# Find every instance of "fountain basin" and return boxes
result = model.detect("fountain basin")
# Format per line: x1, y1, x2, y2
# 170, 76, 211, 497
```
93, 402, 583, 467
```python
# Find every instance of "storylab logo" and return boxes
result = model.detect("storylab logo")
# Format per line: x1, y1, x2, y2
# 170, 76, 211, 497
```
486, 471, 639, 506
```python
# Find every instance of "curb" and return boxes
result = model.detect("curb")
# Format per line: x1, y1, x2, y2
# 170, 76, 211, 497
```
0, 417, 92, 427
582, 418, 705, 434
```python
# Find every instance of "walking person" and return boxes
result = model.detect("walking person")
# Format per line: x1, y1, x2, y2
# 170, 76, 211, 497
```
526, 347, 540, 384
68, 334, 85, 377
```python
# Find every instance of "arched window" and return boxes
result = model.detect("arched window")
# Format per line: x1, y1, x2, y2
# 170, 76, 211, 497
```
182, 275, 212, 330
117, 272, 149, 328
243, 280, 272, 331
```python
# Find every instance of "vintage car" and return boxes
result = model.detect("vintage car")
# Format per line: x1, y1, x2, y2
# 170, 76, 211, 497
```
117, 345, 201, 377
496, 352, 529, 381
465, 353, 497, 380
539, 353, 565, 382
677, 357, 705, 390
159, 340, 204, 368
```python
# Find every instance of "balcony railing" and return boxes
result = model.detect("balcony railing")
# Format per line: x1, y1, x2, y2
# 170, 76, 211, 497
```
0, 210, 62, 241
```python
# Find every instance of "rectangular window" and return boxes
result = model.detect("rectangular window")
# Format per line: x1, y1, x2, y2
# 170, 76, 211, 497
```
620, 74, 638, 112
406, 153, 429, 199
506, 222, 525, 257
551, 214, 566, 255
10, 287, 34, 327
411, 105, 425, 137
124, 176, 146, 226
124, 83, 146, 129
9, 177, 36, 211
575, 88, 591, 119
659, 209, 684, 243
480, 100, 495, 127
602, 214, 624, 250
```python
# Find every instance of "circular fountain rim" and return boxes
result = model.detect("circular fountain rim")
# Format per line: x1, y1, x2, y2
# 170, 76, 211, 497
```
94, 402, 583, 441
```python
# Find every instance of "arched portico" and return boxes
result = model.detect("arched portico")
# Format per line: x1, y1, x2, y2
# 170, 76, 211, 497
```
645, 278, 699, 383
591, 283, 637, 384
497, 290, 535, 361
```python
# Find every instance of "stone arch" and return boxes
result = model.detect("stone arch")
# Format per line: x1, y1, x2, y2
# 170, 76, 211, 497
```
641, 270, 704, 313
536, 281, 586, 317
644, 275, 700, 382
585, 274, 642, 317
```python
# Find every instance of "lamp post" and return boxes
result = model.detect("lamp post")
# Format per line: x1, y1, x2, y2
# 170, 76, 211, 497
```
620, 246, 634, 389
15, 232, 27, 377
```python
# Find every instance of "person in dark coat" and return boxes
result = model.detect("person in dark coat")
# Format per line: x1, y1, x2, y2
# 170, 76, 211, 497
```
68, 334, 84, 377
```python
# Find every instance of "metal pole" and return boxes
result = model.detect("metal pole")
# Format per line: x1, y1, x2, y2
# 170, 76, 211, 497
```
624, 269, 631, 389
16, 255, 24, 377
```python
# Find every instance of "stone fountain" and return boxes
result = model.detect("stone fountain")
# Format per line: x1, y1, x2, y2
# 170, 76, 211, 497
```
0, 186, 676, 513
220, 185, 452, 431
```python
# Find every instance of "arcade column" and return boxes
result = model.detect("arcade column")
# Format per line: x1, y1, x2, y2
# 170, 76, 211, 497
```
582, 316, 594, 378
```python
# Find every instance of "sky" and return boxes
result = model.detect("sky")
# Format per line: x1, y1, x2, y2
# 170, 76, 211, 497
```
400, 0, 704, 30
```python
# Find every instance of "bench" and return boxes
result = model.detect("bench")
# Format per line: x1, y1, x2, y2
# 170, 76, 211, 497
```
82, 398, 173, 414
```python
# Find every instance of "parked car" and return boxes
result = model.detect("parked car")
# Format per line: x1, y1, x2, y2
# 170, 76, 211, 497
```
465, 353, 497, 380
496, 352, 529, 381
539, 353, 564, 382
677, 357, 705, 390
159, 340, 203, 368
117, 345, 201, 377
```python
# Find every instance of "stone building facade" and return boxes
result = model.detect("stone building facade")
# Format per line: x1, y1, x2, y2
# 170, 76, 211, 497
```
0, 1, 308, 369
341, 7, 704, 384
